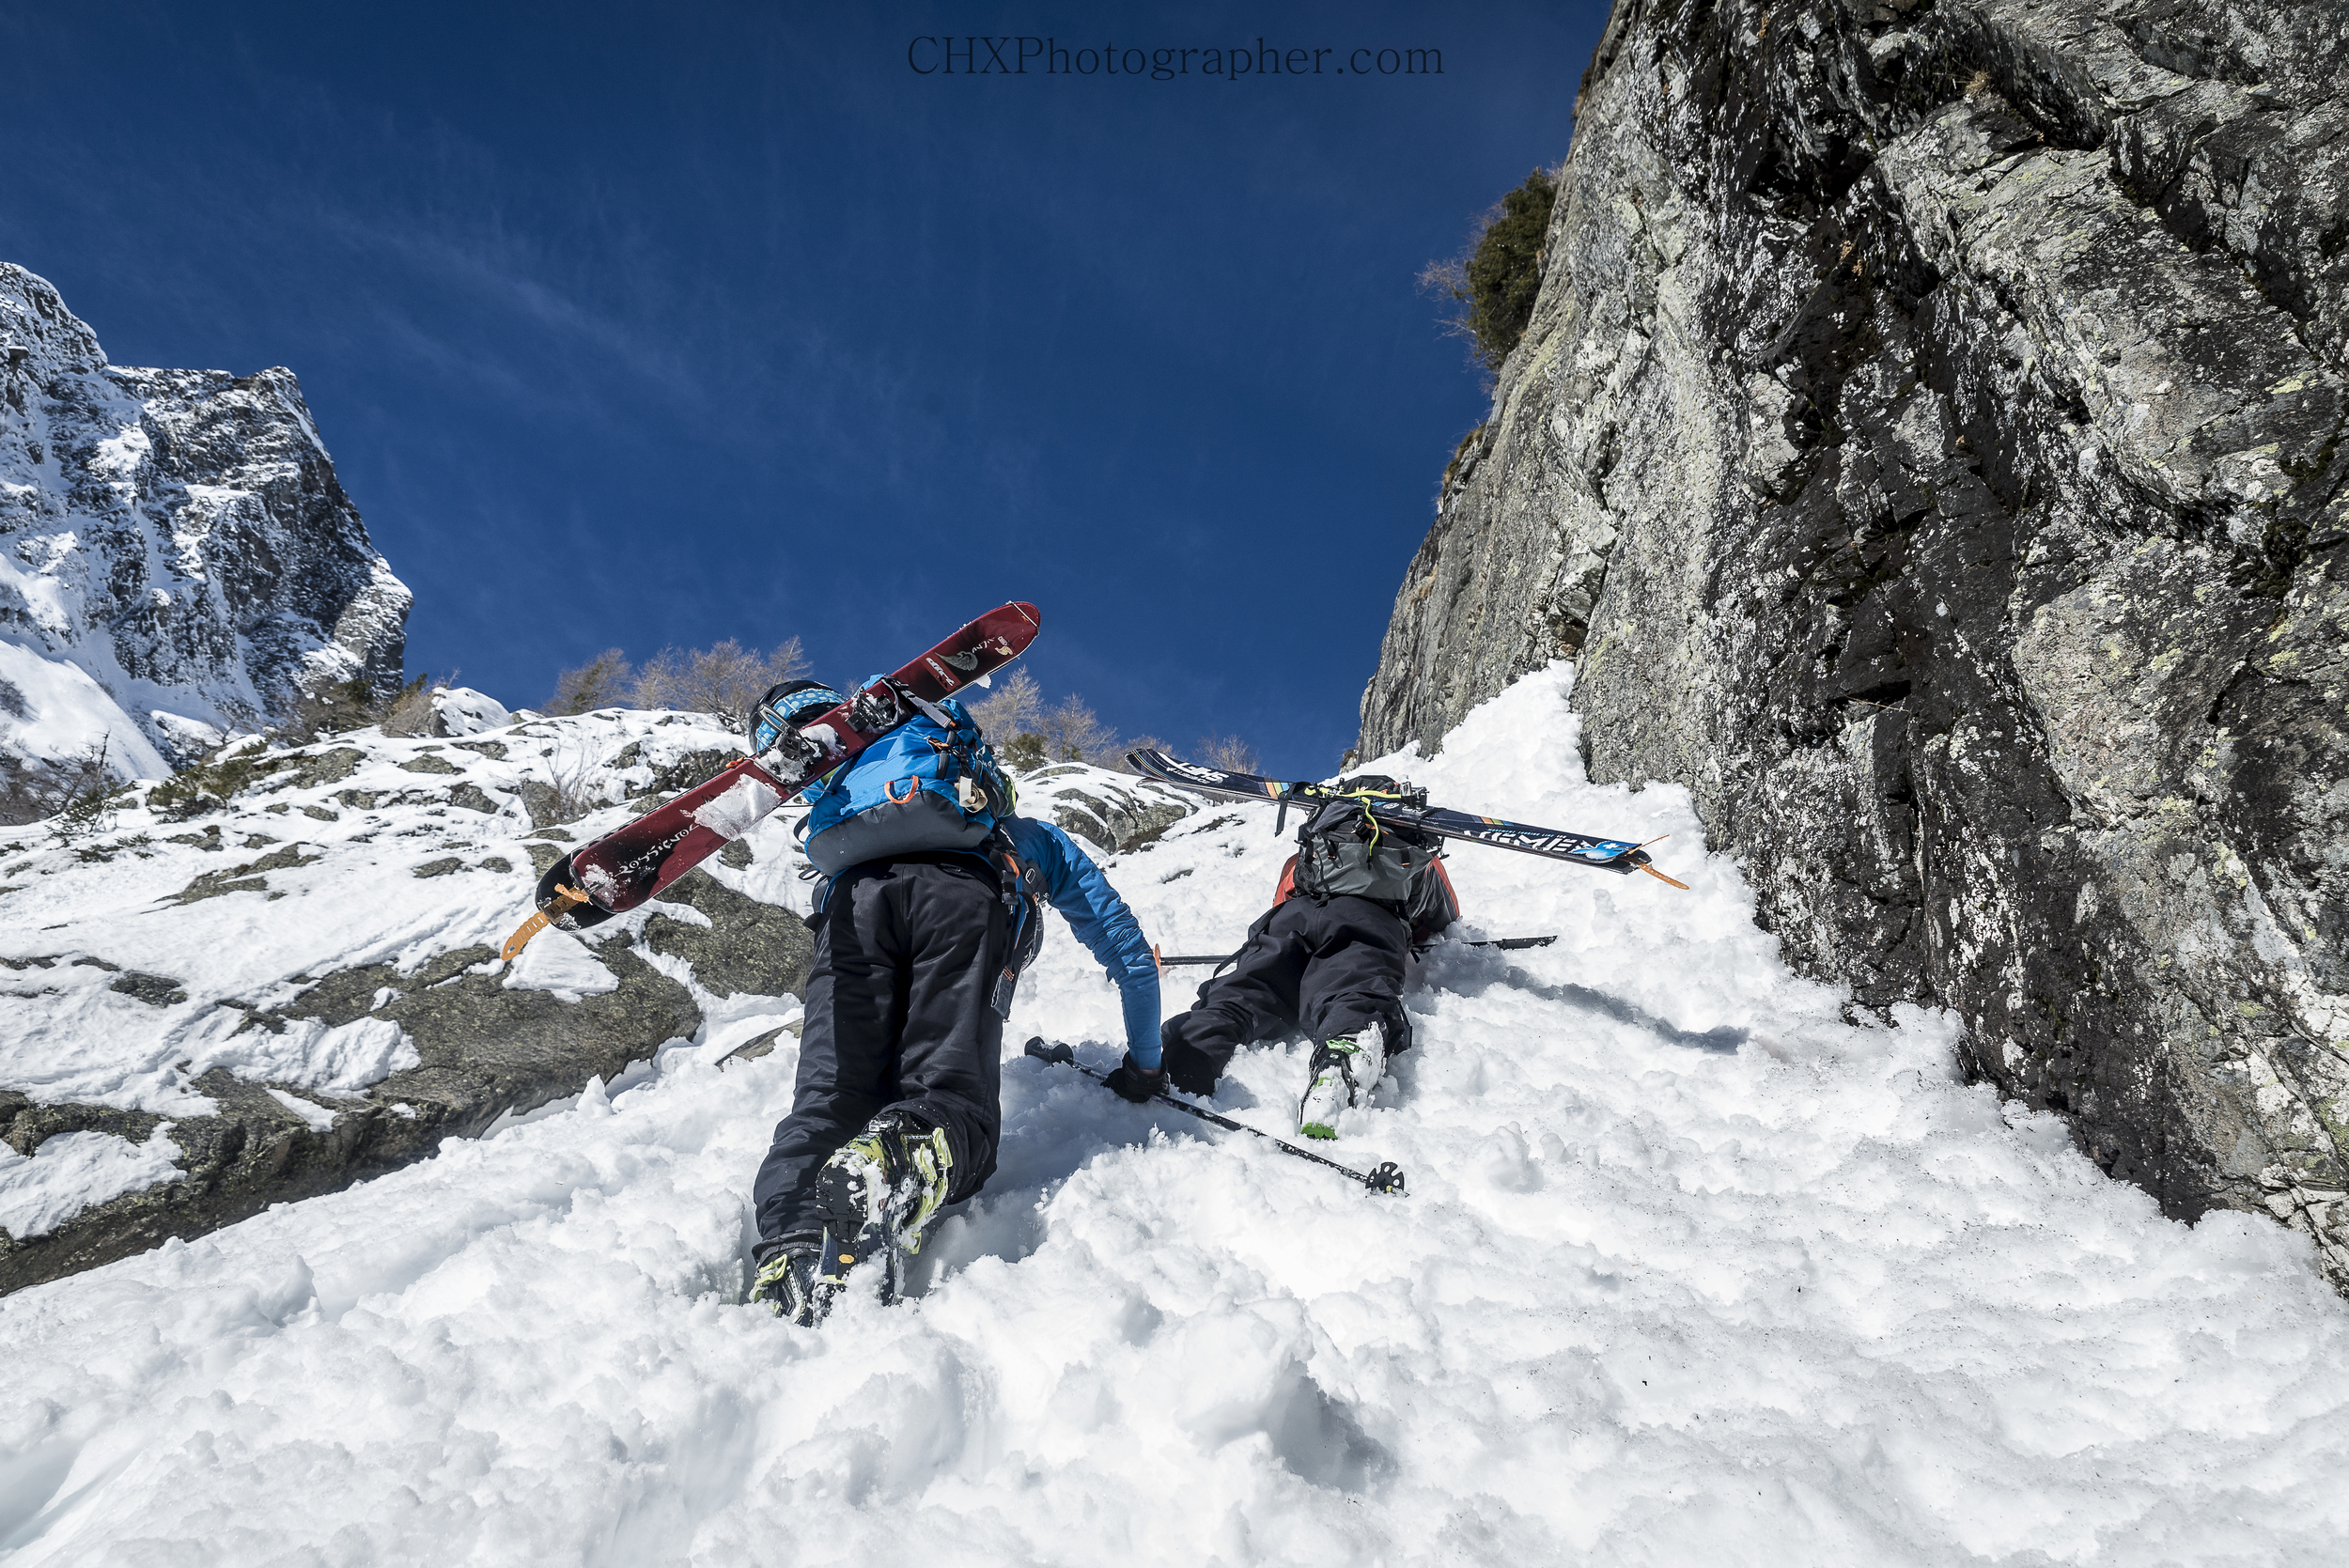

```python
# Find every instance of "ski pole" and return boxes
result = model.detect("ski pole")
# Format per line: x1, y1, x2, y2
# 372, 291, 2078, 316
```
1022, 1038, 1406, 1195
1156, 935, 1557, 967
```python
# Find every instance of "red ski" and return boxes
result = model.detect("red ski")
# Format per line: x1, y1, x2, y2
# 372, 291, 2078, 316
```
503, 602, 1040, 958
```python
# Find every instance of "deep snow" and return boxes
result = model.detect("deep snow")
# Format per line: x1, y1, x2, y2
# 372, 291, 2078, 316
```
2, 666, 2344, 1564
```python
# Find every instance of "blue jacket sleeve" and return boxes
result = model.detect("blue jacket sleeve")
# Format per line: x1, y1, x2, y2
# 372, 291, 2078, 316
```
1009, 817, 1163, 1067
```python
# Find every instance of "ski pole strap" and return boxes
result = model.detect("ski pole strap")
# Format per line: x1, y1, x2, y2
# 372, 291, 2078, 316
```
1023, 1038, 1405, 1194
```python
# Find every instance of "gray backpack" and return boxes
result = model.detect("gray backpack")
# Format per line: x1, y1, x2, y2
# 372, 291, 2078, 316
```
1292, 783, 1433, 905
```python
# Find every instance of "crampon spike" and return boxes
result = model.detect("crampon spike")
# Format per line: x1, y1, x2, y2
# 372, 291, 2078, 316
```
501, 884, 591, 961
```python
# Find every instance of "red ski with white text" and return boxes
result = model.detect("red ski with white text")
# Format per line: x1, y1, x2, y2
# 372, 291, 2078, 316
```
503, 602, 1041, 958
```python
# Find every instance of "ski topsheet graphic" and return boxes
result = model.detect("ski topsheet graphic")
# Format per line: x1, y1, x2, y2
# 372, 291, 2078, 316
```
1124, 748, 1688, 888
503, 602, 1041, 958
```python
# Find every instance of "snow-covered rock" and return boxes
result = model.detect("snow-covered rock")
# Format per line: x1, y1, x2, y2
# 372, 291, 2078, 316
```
0, 666, 2342, 1560
0, 1125, 185, 1242
1013, 760, 1194, 854
0, 263, 409, 779
0, 706, 816, 1291
428, 686, 512, 737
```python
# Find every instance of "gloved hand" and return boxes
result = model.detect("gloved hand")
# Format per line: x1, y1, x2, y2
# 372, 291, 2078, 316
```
1103, 1051, 1166, 1104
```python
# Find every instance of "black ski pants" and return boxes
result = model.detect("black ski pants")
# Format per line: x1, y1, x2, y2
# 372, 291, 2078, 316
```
1159, 893, 1411, 1095
751, 854, 1008, 1251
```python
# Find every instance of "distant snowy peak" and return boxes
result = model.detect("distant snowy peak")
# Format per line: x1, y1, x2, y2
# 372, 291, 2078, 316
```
0, 262, 409, 777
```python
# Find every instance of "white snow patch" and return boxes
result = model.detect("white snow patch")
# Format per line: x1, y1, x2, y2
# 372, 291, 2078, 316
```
264, 1089, 339, 1132
0, 1125, 184, 1240
430, 686, 511, 736
1014, 761, 1195, 858
503, 927, 620, 1001
0, 706, 742, 1122
190, 1016, 418, 1098
147, 710, 224, 758
0, 637, 170, 776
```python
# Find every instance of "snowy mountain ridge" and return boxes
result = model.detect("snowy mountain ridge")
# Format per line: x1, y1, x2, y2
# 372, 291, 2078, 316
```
0, 263, 408, 782
1, 666, 2341, 1561
0, 706, 1194, 1293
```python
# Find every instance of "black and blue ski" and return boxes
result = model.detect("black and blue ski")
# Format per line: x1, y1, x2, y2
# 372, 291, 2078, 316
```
1124, 749, 1689, 889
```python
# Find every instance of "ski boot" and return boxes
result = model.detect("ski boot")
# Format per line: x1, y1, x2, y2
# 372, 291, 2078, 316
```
750, 1241, 832, 1326
809, 1110, 957, 1308
1297, 1024, 1389, 1141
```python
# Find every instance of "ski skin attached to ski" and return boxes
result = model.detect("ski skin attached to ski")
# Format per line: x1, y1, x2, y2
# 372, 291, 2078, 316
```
1125, 748, 1689, 889
502, 602, 1041, 959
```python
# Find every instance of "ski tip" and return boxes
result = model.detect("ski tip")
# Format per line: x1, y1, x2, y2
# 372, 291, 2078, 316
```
1009, 601, 1041, 629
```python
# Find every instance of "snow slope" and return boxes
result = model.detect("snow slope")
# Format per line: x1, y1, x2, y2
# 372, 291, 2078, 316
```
1, 708, 750, 1123
1, 666, 2343, 1564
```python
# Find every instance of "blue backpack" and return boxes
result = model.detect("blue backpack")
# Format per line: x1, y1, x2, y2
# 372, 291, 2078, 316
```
799, 694, 1017, 875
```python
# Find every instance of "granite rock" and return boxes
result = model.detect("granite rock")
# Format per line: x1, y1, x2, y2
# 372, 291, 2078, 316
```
1360, 0, 2349, 1290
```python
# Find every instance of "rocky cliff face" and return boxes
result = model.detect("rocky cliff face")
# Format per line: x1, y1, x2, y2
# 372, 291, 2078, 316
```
0, 264, 408, 778
1361, 0, 2349, 1287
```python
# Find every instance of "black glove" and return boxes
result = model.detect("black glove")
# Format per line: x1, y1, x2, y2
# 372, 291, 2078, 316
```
1103, 1052, 1166, 1104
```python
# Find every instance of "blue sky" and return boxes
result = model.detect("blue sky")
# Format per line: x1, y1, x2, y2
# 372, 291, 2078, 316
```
0, 1, 1607, 777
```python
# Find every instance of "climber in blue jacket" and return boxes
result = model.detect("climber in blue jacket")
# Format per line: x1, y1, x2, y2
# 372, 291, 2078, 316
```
742, 678, 1160, 1326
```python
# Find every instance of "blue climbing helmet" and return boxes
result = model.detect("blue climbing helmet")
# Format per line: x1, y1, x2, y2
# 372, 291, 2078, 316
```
748, 679, 844, 754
